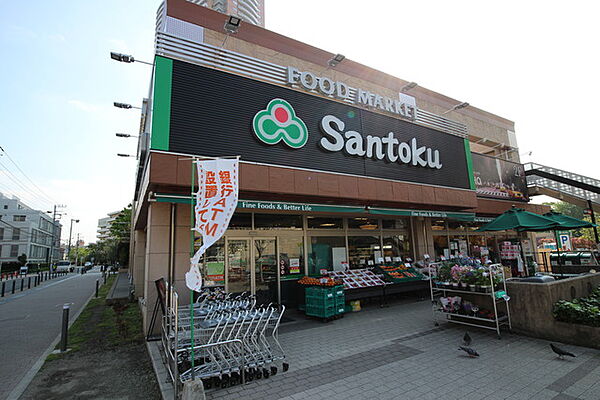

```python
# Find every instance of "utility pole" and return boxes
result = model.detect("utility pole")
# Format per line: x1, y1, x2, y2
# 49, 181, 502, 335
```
48, 205, 57, 268
46, 205, 66, 268
75, 233, 80, 267
67, 219, 79, 262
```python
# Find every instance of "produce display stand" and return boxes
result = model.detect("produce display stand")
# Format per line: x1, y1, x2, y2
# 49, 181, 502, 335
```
430, 263, 512, 338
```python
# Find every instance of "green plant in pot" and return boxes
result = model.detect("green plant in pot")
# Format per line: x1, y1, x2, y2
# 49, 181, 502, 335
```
437, 263, 452, 288
478, 270, 492, 293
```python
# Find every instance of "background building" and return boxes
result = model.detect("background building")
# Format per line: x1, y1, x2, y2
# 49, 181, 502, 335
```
0, 192, 62, 265
96, 211, 120, 242
187, 0, 265, 26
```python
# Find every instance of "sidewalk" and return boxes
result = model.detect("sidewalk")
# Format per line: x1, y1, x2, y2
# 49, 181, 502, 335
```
199, 299, 600, 400
20, 275, 160, 399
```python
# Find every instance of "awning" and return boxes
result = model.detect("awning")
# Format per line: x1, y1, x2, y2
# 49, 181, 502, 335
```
153, 193, 475, 220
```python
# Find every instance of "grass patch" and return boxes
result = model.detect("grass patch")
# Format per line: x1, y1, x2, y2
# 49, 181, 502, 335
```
47, 274, 144, 361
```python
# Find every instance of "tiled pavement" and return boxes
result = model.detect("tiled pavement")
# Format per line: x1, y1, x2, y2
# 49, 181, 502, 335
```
205, 299, 600, 400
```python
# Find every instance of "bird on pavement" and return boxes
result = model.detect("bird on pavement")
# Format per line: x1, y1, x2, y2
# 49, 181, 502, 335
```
463, 332, 472, 346
550, 343, 576, 359
458, 346, 479, 358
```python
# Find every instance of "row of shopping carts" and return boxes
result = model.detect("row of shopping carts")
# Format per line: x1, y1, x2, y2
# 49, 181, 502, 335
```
161, 288, 288, 394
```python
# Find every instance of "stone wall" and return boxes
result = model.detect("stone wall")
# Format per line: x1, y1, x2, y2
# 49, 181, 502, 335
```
506, 274, 600, 349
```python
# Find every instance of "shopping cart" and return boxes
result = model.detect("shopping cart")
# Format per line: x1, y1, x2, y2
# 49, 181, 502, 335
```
161, 288, 288, 393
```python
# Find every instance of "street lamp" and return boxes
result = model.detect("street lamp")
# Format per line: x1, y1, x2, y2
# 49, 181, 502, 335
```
401, 82, 418, 92
67, 219, 79, 262
224, 15, 241, 34
110, 51, 153, 66
113, 102, 141, 110
328, 54, 345, 67
117, 153, 135, 158
442, 102, 469, 115
116, 133, 139, 138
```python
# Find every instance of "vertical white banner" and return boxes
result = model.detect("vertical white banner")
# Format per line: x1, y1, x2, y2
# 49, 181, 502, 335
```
186, 158, 239, 291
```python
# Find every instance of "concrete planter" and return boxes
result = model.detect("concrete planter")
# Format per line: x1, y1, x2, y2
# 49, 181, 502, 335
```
506, 273, 600, 350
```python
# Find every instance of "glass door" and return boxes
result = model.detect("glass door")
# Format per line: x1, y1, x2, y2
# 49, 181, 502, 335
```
253, 238, 278, 305
226, 239, 251, 294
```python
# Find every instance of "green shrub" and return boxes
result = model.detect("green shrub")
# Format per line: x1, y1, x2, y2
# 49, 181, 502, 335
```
552, 287, 600, 327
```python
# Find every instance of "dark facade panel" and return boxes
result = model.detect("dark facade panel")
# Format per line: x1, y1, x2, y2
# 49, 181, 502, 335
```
169, 59, 471, 190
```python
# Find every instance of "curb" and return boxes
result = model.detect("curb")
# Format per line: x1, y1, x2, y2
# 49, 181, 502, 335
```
6, 275, 105, 400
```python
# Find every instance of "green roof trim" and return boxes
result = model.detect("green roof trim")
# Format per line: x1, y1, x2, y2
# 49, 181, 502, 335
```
153, 194, 474, 220
464, 139, 476, 190
150, 56, 173, 151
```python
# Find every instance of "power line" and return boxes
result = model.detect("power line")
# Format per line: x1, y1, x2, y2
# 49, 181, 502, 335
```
0, 182, 48, 212
0, 159, 53, 209
0, 146, 58, 205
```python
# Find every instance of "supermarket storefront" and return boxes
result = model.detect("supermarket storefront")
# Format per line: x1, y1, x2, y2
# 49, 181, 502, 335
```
131, 1, 548, 330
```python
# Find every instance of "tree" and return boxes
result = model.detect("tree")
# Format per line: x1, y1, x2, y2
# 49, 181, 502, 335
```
108, 204, 131, 267
543, 201, 597, 246
17, 253, 27, 266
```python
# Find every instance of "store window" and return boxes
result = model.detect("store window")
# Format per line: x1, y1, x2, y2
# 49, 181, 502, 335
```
486, 236, 500, 263
203, 239, 225, 286
279, 236, 304, 278
307, 216, 343, 229
227, 239, 251, 293
382, 234, 411, 261
431, 220, 446, 231
468, 235, 487, 258
254, 214, 302, 230
348, 217, 379, 230
228, 213, 252, 230
448, 220, 466, 231
382, 218, 408, 230
449, 235, 468, 257
348, 235, 380, 268
307, 236, 346, 275
433, 235, 449, 259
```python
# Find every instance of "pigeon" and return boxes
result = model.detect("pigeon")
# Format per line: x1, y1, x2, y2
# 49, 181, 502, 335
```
550, 343, 576, 359
463, 332, 472, 346
458, 346, 479, 357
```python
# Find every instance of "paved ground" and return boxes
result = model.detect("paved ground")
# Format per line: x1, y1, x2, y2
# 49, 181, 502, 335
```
203, 299, 600, 400
0, 268, 103, 400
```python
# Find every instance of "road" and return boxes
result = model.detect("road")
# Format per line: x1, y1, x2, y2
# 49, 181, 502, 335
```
0, 268, 103, 400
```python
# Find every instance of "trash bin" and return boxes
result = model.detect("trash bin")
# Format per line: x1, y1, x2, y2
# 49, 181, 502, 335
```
564, 252, 580, 266
579, 252, 594, 265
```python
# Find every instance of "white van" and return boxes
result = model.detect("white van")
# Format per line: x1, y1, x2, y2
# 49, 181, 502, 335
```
55, 261, 73, 272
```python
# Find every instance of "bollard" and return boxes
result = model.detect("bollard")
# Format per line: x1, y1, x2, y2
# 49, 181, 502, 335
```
20, 279, 24, 291
12, 280, 16, 294
28, 277, 31, 289
103, 272, 107, 285
95, 280, 99, 298
1, 281, 4, 297
60, 304, 70, 352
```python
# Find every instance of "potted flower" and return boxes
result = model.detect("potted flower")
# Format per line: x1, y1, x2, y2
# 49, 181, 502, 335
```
479, 271, 492, 293
450, 265, 463, 288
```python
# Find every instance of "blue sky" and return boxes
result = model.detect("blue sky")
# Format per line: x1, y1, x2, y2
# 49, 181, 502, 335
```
1, 0, 599, 243
0, 0, 159, 243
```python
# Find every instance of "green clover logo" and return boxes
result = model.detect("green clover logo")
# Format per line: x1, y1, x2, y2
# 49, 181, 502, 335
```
252, 98, 308, 149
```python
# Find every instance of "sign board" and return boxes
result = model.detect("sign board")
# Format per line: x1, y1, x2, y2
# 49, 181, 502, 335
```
164, 58, 472, 190
471, 153, 528, 201
558, 233, 572, 251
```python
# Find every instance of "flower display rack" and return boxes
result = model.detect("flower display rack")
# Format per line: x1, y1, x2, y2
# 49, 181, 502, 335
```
429, 262, 512, 338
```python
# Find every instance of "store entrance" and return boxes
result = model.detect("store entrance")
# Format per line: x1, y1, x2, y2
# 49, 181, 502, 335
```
226, 237, 279, 304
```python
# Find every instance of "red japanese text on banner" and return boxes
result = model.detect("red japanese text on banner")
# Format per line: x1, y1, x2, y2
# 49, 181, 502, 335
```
186, 158, 239, 291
